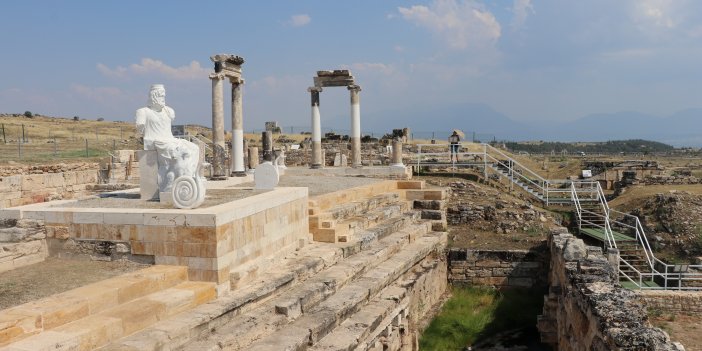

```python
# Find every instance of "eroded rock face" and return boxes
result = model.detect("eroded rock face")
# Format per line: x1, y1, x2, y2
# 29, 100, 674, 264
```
538, 233, 685, 351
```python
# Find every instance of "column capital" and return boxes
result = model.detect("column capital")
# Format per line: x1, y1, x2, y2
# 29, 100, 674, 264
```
229, 77, 245, 85
347, 84, 362, 92
209, 72, 226, 80
307, 86, 323, 93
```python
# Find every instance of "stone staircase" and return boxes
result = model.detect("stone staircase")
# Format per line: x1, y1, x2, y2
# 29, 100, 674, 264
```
93, 179, 448, 351
0, 265, 216, 351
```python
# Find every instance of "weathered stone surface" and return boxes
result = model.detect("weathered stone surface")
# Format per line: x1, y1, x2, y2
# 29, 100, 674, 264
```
538, 232, 684, 351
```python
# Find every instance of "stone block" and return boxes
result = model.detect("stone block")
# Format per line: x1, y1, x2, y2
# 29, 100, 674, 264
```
397, 180, 424, 189
138, 150, 159, 200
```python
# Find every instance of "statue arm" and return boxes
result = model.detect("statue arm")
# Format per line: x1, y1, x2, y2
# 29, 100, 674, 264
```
135, 109, 146, 136
165, 106, 175, 121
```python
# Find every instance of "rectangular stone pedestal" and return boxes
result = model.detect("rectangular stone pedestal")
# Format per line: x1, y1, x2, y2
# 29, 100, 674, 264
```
137, 150, 159, 200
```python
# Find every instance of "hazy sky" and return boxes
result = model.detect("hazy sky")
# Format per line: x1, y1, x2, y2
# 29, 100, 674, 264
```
2, 0, 701, 132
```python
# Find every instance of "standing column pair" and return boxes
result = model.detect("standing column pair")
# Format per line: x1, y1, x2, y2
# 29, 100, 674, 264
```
209, 74, 245, 177
307, 85, 362, 169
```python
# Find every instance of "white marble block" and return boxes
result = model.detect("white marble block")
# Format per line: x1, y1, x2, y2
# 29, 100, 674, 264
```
138, 150, 159, 200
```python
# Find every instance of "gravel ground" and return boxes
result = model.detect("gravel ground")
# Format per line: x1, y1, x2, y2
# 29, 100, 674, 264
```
51, 188, 270, 209
240, 175, 381, 196
0, 257, 148, 309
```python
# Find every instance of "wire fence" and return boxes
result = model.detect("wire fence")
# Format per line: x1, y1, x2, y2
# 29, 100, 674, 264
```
0, 122, 139, 163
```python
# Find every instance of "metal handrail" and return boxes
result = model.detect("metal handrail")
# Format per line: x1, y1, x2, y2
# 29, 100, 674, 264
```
414, 141, 702, 289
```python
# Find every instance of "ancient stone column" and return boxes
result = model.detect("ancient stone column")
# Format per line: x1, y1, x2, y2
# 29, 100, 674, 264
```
209, 73, 226, 178
308, 87, 323, 168
348, 85, 362, 168
262, 131, 273, 162
248, 147, 259, 169
390, 139, 404, 167
231, 79, 245, 175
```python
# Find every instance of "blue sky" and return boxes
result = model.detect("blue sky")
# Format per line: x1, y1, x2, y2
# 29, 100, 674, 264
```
2, 0, 702, 135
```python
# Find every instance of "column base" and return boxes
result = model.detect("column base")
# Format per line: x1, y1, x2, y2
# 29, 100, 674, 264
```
351, 164, 363, 169
310, 164, 323, 169
390, 164, 406, 168
230, 171, 248, 177
209, 175, 228, 181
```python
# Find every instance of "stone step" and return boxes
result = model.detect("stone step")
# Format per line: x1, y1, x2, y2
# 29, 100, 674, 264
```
314, 202, 409, 243
309, 285, 408, 351
175, 225, 436, 351
3, 280, 215, 351
0, 265, 188, 347
310, 192, 402, 231
244, 232, 447, 351
100, 219, 433, 351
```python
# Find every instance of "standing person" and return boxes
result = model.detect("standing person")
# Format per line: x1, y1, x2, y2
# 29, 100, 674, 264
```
449, 130, 461, 162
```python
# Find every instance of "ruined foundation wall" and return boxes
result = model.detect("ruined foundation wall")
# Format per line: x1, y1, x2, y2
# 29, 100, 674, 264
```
538, 232, 684, 351
447, 247, 548, 289
0, 219, 47, 272
0, 169, 99, 208
637, 290, 702, 315
362, 253, 448, 351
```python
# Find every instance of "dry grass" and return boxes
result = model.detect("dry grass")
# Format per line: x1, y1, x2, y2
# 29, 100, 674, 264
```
608, 184, 702, 209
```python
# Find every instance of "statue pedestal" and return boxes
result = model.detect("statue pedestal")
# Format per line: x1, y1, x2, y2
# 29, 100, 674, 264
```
138, 150, 159, 200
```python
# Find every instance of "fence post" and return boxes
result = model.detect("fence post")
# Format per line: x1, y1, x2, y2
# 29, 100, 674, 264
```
22, 124, 26, 143
120, 127, 123, 140
18, 131, 22, 159
1, 123, 5, 144
96, 127, 98, 142
85, 139, 89, 157
53, 137, 57, 157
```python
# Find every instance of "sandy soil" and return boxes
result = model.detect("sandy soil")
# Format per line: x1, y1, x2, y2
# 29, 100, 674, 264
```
650, 314, 702, 351
0, 257, 148, 310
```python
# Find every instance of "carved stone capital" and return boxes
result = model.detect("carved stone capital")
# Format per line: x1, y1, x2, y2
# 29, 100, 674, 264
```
307, 86, 323, 93
209, 72, 226, 80
229, 77, 245, 85
347, 84, 362, 92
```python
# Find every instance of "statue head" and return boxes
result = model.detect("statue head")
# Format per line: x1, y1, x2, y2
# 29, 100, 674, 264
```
148, 84, 166, 110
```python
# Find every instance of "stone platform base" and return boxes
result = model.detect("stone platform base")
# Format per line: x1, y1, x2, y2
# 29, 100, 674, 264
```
0, 179, 307, 295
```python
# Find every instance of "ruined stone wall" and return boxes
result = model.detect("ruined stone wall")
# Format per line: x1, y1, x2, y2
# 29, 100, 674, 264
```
360, 251, 448, 350
0, 219, 47, 272
644, 175, 701, 185
637, 290, 702, 315
447, 247, 548, 289
538, 232, 684, 350
0, 168, 99, 208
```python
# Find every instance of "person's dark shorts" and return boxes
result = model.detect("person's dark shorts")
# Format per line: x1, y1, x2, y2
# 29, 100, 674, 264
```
450, 144, 459, 153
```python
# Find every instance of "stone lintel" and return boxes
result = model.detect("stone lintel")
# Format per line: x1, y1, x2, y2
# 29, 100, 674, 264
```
317, 70, 350, 77
313, 76, 355, 88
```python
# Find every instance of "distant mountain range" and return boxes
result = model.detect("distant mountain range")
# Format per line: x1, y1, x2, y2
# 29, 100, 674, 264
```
360, 103, 702, 147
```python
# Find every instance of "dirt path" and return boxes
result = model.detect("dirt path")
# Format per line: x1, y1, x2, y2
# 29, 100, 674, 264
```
0, 257, 148, 310
650, 314, 702, 351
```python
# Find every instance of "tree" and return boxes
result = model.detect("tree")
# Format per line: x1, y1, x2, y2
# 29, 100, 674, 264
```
23, 111, 33, 118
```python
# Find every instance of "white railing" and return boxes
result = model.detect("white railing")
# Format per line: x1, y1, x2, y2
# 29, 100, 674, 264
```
413, 142, 702, 290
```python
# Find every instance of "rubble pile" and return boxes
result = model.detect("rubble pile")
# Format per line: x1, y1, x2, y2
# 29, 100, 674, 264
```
629, 192, 702, 254
0, 163, 99, 177
445, 181, 550, 234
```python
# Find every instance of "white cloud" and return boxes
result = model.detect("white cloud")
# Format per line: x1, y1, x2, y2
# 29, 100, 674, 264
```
398, 0, 501, 50
288, 14, 311, 27
633, 0, 684, 29
70, 84, 127, 103
511, 0, 534, 29
97, 58, 209, 80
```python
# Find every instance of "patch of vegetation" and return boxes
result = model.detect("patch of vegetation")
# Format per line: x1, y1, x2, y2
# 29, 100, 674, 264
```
504, 139, 674, 154
420, 286, 545, 350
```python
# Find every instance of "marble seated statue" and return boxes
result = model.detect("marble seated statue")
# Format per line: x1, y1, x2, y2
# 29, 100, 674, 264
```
135, 84, 206, 208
